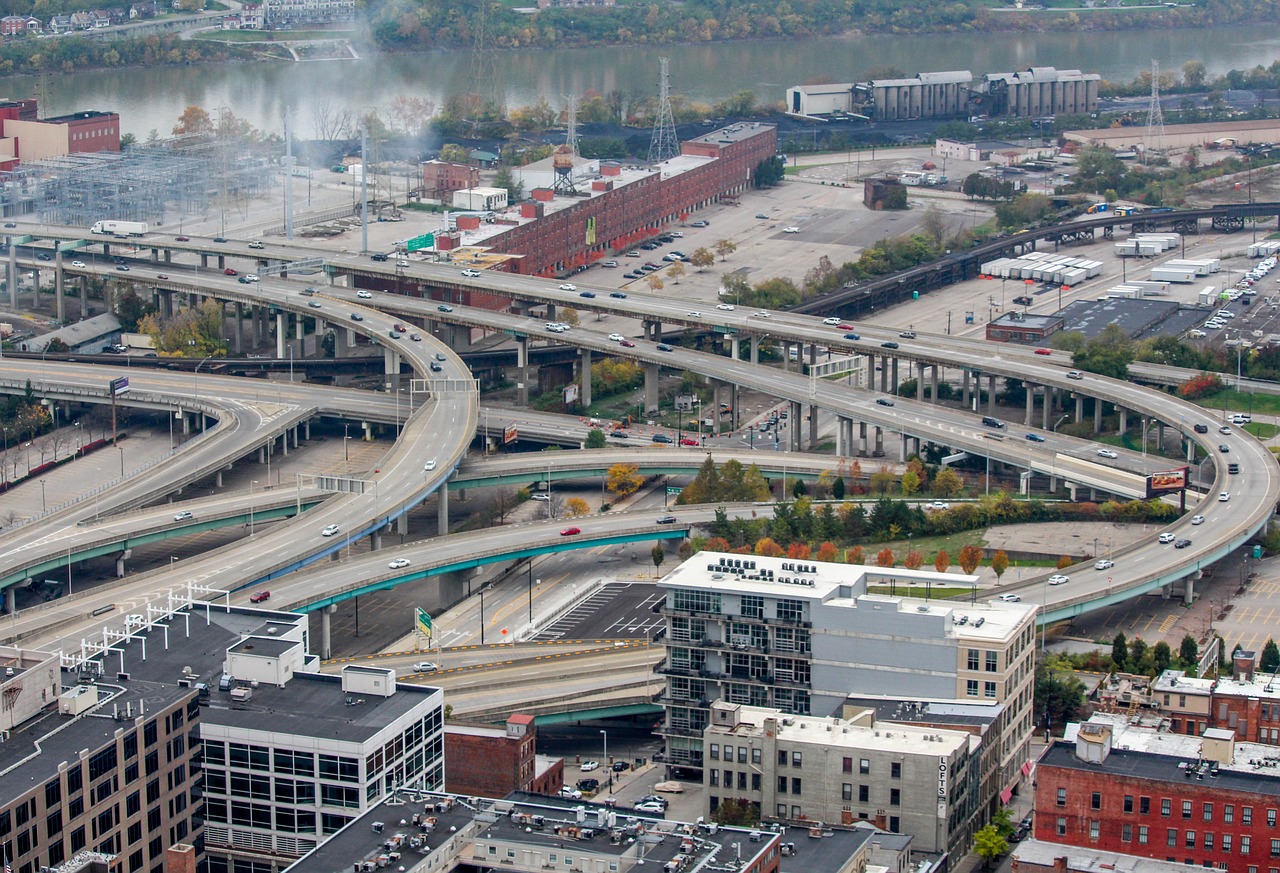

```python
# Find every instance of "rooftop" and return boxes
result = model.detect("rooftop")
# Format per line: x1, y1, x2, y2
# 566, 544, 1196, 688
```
707, 703, 970, 757
989, 311, 1063, 330
1151, 669, 1213, 696
842, 696, 1002, 730
1012, 838, 1189, 872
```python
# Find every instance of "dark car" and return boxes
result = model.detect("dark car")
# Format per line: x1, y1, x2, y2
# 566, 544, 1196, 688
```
115, 264, 130, 271
610, 292, 628, 299
579, 291, 596, 298
1193, 423, 1209, 433
249, 590, 270, 603
223, 267, 237, 276
610, 430, 629, 440
876, 398, 894, 406
1218, 444, 1230, 453
370, 253, 389, 262
1174, 539, 1192, 549
1025, 433, 1046, 442
577, 778, 600, 792
36, 253, 51, 261
656, 343, 674, 352
843, 332, 861, 340
212, 237, 227, 243
1012, 295, 1033, 306
880, 341, 899, 349
611, 761, 630, 772
652, 434, 673, 444
350, 313, 364, 321
656, 515, 678, 524
175, 235, 190, 241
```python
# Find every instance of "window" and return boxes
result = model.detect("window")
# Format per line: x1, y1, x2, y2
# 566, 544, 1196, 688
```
842, 784, 852, 802
858, 785, 869, 803
737, 747, 747, 765
709, 744, 719, 761
986, 651, 998, 672
1139, 826, 1149, 845
776, 599, 804, 623
891, 762, 901, 778
1242, 836, 1251, 855
1184, 801, 1193, 819
723, 745, 733, 762
752, 748, 761, 765
1271, 809, 1278, 828
45, 780, 61, 809
1057, 788, 1067, 807
1205, 803, 1214, 822
1092, 792, 1102, 810
984, 681, 997, 698
1272, 839, 1280, 859
967, 649, 979, 671
1225, 835, 1234, 853
859, 759, 870, 775
776, 804, 787, 818
1123, 824, 1133, 841
752, 774, 760, 791
889, 788, 900, 807
1227, 806, 1236, 824
791, 778, 801, 795
1168, 829, 1177, 848
791, 752, 802, 767
1162, 799, 1172, 817
842, 758, 852, 774
1205, 833, 1215, 851
1141, 797, 1151, 815
966, 680, 978, 697
1124, 796, 1134, 813
1056, 818, 1066, 836
709, 771, 719, 787
778, 751, 787, 766
739, 595, 763, 619
777, 777, 787, 794
1245, 808, 1254, 826
1090, 821, 1100, 841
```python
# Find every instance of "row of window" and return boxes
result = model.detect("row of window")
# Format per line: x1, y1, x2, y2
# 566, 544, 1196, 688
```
1064, 789, 1278, 827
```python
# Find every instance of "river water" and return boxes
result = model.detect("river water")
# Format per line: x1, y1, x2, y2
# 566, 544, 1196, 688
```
23, 22, 1280, 138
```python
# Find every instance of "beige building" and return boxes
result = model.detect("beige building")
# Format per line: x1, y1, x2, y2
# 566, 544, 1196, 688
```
1063, 119, 1280, 154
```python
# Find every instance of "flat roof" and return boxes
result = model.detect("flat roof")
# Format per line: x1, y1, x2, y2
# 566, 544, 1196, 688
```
227, 635, 296, 658
990, 312, 1062, 329
685, 121, 776, 146
1012, 838, 1188, 872
843, 696, 1001, 729
1058, 298, 1182, 339
710, 704, 969, 757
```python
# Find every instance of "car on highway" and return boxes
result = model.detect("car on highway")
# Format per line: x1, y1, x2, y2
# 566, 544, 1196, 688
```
173, 511, 194, 521
752, 310, 770, 318
370, 253, 388, 262
680, 437, 698, 446
1174, 538, 1194, 549
843, 332, 861, 340
1048, 574, 1070, 586
531, 493, 550, 501
880, 341, 899, 349
321, 524, 340, 537
238, 276, 252, 284
691, 220, 709, 228
652, 434, 673, 444
1034, 348, 1052, 356
755, 213, 770, 219
429, 362, 442, 372
998, 593, 1021, 602
927, 501, 950, 510
223, 267, 237, 275
460, 269, 480, 277
560, 527, 581, 536
424, 459, 437, 472
558, 787, 583, 800
717, 303, 736, 311
1219, 491, 1231, 502
1094, 559, 1114, 570
1220, 425, 1232, 434
608, 333, 625, 342
620, 340, 636, 347
1193, 423, 1209, 433
656, 515, 679, 524
350, 312, 364, 321
212, 237, 228, 243
437, 304, 453, 312
115, 264, 130, 271
1191, 515, 1205, 525
580, 291, 596, 298
876, 398, 895, 406
558, 283, 576, 291
783, 226, 800, 234
357, 290, 373, 299
1066, 371, 1084, 380
71, 259, 86, 268
610, 292, 628, 299
686, 311, 702, 318
610, 430, 628, 440
579, 761, 600, 772
656, 343, 674, 352
249, 590, 271, 603
1025, 433, 1046, 442
175, 235, 189, 241
412, 661, 438, 672
157, 274, 168, 280
388, 558, 411, 569
822, 317, 841, 325
1219, 444, 1230, 453
36, 252, 51, 261
410, 333, 422, 342
1096, 448, 1118, 459
307, 301, 322, 309
635, 802, 667, 814
899, 331, 917, 339
1159, 532, 1177, 543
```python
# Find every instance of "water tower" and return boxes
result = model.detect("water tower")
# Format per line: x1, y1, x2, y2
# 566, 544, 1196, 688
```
552, 144, 577, 195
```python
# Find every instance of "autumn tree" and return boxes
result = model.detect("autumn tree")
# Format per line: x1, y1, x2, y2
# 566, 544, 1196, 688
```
438, 143, 470, 164
904, 550, 924, 570
846, 545, 865, 565
934, 549, 950, 573
566, 497, 591, 517
689, 248, 715, 271
172, 105, 212, 136
959, 545, 983, 575
646, 274, 665, 294
875, 547, 894, 568
667, 262, 686, 284
651, 544, 666, 576
786, 542, 811, 560
991, 550, 1010, 583
715, 239, 737, 261
754, 537, 784, 557
901, 469, 921, 496
1056, 555, 1073, 570
606, 463, 644, 497
932, 467, 964, 497
816, 541, 838, 562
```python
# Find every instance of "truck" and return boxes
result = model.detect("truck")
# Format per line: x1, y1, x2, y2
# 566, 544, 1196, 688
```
91, 220, 148, 236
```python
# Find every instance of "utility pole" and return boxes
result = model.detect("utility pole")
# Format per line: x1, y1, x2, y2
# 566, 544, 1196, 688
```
360, 125, 369, 256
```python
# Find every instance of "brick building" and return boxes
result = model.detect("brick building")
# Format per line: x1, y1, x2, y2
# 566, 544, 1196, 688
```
985, 311, 1064, 345
1034, 715, 1280, 868
444, 714, 563, 798
421, 160, 479, 203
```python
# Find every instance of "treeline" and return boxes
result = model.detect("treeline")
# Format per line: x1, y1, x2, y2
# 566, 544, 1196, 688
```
0, 31, 243, 74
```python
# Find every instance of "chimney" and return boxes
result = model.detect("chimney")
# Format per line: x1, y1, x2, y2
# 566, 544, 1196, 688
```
165, 844, 198, 873
1234, 649, 1256, 682
1053, 857, 1069, 873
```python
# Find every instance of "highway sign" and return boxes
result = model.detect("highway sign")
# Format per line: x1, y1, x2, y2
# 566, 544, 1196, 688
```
666, 486, 683, 495
405, 233, 435, 252
415, 607, 432, 638
109, 376, 129, 395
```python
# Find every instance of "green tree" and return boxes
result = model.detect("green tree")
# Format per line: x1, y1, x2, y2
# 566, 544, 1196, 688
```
991, 805, 1015, 840
1263, 638, 1280, 673
830, 476, 845, 500
900, 469, 921, 496
1072, 323, 1134, 379
1179, 634, 1199, 668
650, 544, 665, 577
711, 798, 759, 827
1112, 632, 1129, 670
932, 467, 964, 497
585, 428, 607, 449
973, 825, 1008, 869
1129, 637, 1149, 672
1152, 641, 1173, 673
1036, 655, 1086, 730
438, 143, 470, 164
492, 165, 524, 202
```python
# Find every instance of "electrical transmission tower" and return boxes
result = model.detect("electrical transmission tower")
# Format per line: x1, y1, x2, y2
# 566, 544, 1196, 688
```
564, 94, 580, 158
466, 0, 504, 122
1143, 59, 1166, 160
648, 57, 679, 164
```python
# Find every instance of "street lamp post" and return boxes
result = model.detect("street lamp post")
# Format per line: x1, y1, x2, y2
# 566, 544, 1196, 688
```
343, 422, 350, 461
250, 480, 258, 536
117, 446, 124, 477
601, 729, 610, 790
40, 477, 46, 511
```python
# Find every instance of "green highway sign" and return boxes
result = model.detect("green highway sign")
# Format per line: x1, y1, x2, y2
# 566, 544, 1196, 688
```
666, 486, 683, 495
406, 233, 435, 252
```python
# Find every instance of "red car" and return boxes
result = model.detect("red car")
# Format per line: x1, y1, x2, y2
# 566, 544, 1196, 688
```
175, 236, 190, 242
619, 340, 636, 348
394, 324, 407, 333
680, 438, 698, 446
1034, 348, 1052, 356
837, 323, 853, 330
560, 527, 581, 536
249, 590, 271, 603
224, 267, 238, 276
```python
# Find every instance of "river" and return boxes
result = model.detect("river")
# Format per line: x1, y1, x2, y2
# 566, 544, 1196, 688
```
23, 23, 1280, 138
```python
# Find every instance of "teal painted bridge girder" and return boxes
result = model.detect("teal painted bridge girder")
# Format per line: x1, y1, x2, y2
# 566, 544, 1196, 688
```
533, 703, 663, 726
451, 465, 823, 491
296, 527, 690, 613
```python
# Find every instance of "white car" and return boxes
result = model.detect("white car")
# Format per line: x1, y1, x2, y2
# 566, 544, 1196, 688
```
558, 283, 576, 291
822, 317, 840, 325
1048, 574, 1070, 586
558, 787, 583, 800
357, 290, 373, 298
608, 333, 625, 342
424, 459, 437, 472
71, 259, 86, 268
1094, 559, 1114, 571
321, 524, 341, 537
927, 501, 950, 510
752, 310, 770, 318
1219, 492, 1231, 502
1158, 532, 1176, 543
388, 558, 411, 569
717, 303, 735, 311
687, 311, 702, 318
412, 661, 438, 672
173, 510, 194, 521
579, 761, 600, 772
460, 269, 480, 277
635, 801, 667, 814
1191, 515, 1205, 525
531, 493, 550, 501
1096, 449, 1118, 459
997, 593, 1021, 602
244, 274, 260, 282
783, 226, 800, 234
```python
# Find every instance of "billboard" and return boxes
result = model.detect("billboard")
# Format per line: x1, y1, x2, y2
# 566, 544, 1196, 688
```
109, 376, 129, 395
563, 383, 579, 405
502, 423, 518, 445
1146, 466, 1189, 497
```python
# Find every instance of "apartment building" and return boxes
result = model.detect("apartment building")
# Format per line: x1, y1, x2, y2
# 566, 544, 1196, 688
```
657, 551, 1037, 808
0, 645, 200, 873
702, 702, 975, 857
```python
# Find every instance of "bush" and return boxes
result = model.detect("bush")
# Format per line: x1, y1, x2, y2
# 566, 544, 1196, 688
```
1177, 372, 1223, 400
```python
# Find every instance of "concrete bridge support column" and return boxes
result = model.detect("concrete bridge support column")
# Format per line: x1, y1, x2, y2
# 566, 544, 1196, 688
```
1042, 387, 1052, 429
215, 470, 223, 488
29, 268, 38, 308
1025, 384, 1035, 426
790, 401, 802, 452
1184, 575, 1196, 605
234, 302, 244, 353
988, 376, 997, 414
579, 349, 593, 407
750, 337, 760, 366
1186, 439, 1195, 462
900, 433, 909, 461
369, 530, 382, 551
346, 328, 357, 350
809, 405, 818, 448
217, 255, 225, 270
1075, 393, 1084, 424
644, 364, 660, 413
1119, 408, 1128, 435
1065, 482, 1078, 501
916, 362, 926, 400
7, 245, 16, 309
891, 357, 899, 392
1, 585, 14, 615
962, 368, 971, 408
729, 336, 740, 361
384, 348, 401, 391
199, 253, 208, 269
930, 365, 939, 404
80, 277, 88, 317
276, 312, 287, 359
319, 605, 336, 659
516, 337, 529, 406
115, 549, 131, 577
438, 484, 450, 536
363, 421, 372, 441
874, 427, 884, 457
835, 416, 848, 456
1161, 583, 1172, 600
879, 356, 889, 393
859, 422, 869, 456
1094, 400, 1103, 434
54, 256, 65, 322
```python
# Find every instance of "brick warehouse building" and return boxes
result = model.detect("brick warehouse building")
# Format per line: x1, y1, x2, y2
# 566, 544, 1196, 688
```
1034, 717, 1280, 868
443, 714, 564, 798
423, 122, 776, 281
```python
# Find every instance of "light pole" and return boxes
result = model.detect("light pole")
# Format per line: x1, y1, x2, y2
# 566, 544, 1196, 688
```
117, 446, 124, 477
250, 480, 258, 536
40, 477, 46, 511
73, 421, 82, 458
601, 729, 610, 790
343, 422, 350, 461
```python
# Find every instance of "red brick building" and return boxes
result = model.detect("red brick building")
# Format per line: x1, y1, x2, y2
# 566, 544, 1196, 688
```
422, 159, 479, 203
1034, 719, 1280, 868
444, 714, 564, 798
